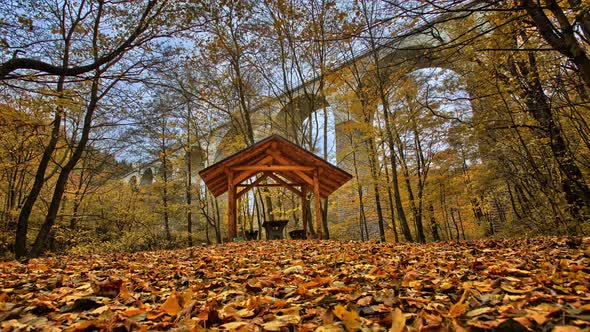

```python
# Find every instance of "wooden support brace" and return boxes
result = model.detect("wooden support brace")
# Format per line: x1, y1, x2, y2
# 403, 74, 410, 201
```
313, 168, 322, 240
267, 172, 303, 197
233, 165, 315, 171
226, 168, 237, 240
265, 149, 314, 185
236, 174, 268, 199
301, 186, 308, 239
232, 155, 274, 186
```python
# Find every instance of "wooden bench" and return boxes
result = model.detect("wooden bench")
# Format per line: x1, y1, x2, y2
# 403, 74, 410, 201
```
262, 220, 289, 240
289, 229, 306, 239
245, 230, 259, 240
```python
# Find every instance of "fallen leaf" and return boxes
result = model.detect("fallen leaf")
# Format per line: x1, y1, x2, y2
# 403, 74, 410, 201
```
333, 304, 361, 331
161, 292, 182, 316
283, 266, 304, 275
90, 276, 122, 298
501, 283, 537, 294
553, 326, 584, 332
390, 308, 406, 332
466, 306, 494, 317
118, 283, 132, 301
448, 291, 468, 318
262, 314, 300, 331
122, 307, 144, 317
316, 323, 345, 332
220, 321, 248, 330
90, 305, 110, 315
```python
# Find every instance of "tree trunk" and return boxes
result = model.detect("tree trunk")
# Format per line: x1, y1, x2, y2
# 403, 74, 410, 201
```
186, 107, 193, 247
29, 71, 100, 258
161, 132, 172, 243
449, 208, 460, 241
428, 203, 440, 242
350, 141, 368, 241
14, 78, 65, 258
457, 206, 466, 240
511, 51, 590, 226
521, 0, 590, 89
365, 138, 387, 242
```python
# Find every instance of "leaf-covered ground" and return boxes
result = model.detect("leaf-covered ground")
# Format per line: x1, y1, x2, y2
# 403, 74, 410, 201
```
1, 237, 589, 331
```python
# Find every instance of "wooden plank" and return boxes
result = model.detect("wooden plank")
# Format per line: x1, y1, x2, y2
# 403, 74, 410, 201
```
206, 153, 274, 193
314, 169, 322, 240
267, 172, 303, 197
226, 168, 237, 240
301, 186, 308, 239
237, 183, 301, 187
236, 174, 267, 199
319, 176, 340, 191
232, 165, 315, 171
232, 155, 274, 186
264, 149, 314, 185
200, 140, 272, 180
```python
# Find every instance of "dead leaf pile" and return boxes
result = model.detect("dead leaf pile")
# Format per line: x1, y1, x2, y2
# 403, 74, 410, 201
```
0, 237, 589, 331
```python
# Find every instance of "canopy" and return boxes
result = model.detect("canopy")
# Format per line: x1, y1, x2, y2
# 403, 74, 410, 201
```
198, 134, 352, 239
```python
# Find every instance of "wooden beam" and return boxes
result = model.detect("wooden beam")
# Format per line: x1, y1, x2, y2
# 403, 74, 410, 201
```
206, 152, 271, 189
302, 186, 308, 239
236, 174, 268, 199
264, 149, 314, 185
232, 165, 315, 171
232, 155, 274, 186
237, 183, 301, 187
313, 168, 322, 240
318, 176, 340, 191
203, 143, 271, 179
226, 168, 237, 240
267, 172, 303, 197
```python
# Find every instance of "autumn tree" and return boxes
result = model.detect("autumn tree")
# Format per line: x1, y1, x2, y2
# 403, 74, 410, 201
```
1, 0, 207, 257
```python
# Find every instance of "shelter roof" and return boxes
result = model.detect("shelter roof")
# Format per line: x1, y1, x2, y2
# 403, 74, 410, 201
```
198, 134, 352, 198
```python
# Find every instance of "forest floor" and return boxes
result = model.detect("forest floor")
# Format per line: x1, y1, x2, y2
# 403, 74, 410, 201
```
0, 237, 589, 331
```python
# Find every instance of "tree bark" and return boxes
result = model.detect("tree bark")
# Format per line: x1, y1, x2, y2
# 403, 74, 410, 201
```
29, 69, 101, 258
520, 0, 590, 89
510, 50, 590, 226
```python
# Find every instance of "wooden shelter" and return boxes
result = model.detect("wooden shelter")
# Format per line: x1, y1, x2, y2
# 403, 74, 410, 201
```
198, 135, 352, 240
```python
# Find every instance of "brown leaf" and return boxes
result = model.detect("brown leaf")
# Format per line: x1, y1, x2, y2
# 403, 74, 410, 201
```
333, 304, 361, 331
66, 320, 100, 331
501, 283, 537, 294
466, 306, 495, 318
552, 326, 584, 332
448, 291, 468, 318
161, 292, 182, 316
118, 283, 132, 301
356, 296, 373, 306
390, 308, 406, 332
122, 307, 144, 317
262, 314, 300, 331
90, 276, 123, 298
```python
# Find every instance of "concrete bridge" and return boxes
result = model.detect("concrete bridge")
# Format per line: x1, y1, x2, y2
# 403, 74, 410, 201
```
123, 1, 489, 238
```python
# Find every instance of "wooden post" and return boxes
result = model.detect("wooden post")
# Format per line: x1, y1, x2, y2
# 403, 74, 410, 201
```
226, 168, 237, 240
313, 168, 322, 239
301, 186, 308, 239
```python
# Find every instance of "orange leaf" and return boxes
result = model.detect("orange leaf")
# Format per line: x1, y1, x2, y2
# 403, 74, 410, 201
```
448, 290, 468, 318
161, 292, 182, 316
390, 308, 406, 332
123, 307, 144, 317
147, 311, 167, 320
553, 326, 584, 332
118, 283, 131, 301
333, 304, 360, 331
67, 320, 99, 331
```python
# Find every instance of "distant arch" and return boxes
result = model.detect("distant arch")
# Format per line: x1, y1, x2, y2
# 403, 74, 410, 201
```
140, 168, 154, 186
